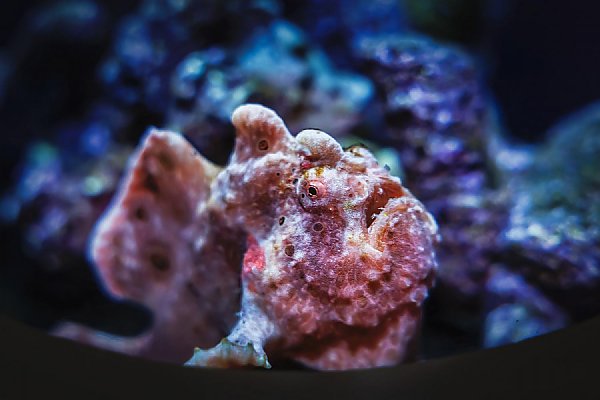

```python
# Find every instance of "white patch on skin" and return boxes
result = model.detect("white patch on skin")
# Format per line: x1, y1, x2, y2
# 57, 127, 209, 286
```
262, 238, 282, 281
296, 129, 343, 165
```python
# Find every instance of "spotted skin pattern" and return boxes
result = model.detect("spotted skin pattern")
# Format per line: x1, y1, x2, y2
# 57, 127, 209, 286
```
90, 104, 438, 370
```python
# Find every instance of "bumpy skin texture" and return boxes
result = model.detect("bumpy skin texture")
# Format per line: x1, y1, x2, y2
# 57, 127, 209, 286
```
188, 104, 437, 369
81, 130, 244, 362
88, 104, 438, 370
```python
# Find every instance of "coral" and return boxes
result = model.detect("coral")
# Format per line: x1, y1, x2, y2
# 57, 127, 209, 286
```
166, 21, 373, 164
483, 266, 568, 348
496, 103, 600, 318
1, 140, 130, 273
0, 0, 113, 162
88, 104, 438, 370
100, 0, 281, 115
235, 21, 373, 136
281, 0, 407, 67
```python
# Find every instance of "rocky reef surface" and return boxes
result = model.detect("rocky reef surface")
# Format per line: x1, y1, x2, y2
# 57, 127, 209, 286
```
492, 103, 600, 321
0, 0, 598, 367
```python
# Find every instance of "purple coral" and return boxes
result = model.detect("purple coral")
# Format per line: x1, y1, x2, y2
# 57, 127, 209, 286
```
494, 103, 600, 319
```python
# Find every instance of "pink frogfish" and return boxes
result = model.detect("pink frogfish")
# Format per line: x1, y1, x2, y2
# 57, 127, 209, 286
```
85, 104, 438, 370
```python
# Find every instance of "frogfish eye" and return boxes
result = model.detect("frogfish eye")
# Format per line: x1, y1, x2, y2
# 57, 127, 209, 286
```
306, 181, 326, 200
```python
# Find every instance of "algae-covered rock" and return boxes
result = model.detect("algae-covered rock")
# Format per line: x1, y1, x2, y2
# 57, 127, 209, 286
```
499, 104, 600, 318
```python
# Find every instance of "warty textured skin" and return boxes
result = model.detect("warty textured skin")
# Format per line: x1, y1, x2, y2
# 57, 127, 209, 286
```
82, 130, 244, 362
91, 104, 439, 370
